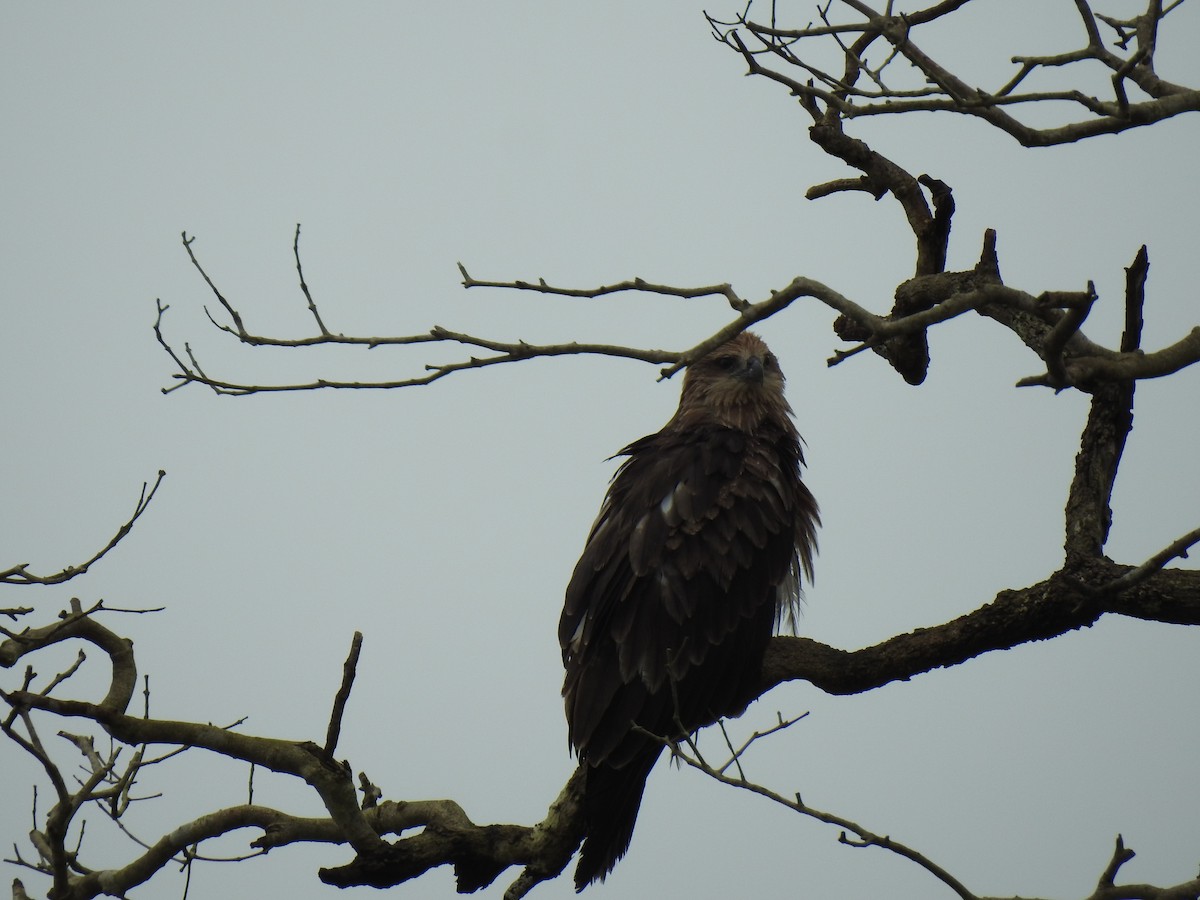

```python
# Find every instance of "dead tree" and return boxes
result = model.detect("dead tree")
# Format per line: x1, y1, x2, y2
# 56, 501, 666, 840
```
5, 2, 1199, 898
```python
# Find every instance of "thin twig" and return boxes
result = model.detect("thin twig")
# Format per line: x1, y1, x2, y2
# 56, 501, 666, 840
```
1094, 526, 1200, 596
459, 263, 750, 311
294, 224, 331, 337
1, 471, 167, 586
669, 736, 980, 900
182, 232, 246, 335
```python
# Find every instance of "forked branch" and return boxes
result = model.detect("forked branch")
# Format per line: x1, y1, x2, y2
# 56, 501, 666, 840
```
710, 0, 1200, 146
5, 483, 1198, 898
669, 721, 1200, 900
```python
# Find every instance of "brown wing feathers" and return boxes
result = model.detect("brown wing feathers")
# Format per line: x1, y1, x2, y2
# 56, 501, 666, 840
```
559, 332, 819, 889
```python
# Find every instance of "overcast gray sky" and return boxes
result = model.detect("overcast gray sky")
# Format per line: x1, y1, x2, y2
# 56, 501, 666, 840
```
3, 3, 1199, 899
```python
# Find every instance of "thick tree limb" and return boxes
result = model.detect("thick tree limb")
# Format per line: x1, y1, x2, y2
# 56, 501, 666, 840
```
0, 600, 137, 713
317, 774, 584, 896
16, 4, 1197, 897
5, 512, 1197, 896
7, 702, 386, 860
762, 562, 1200, 695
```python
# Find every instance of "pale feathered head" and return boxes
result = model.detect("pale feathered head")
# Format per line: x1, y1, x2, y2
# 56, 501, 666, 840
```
671, 332, 794, 432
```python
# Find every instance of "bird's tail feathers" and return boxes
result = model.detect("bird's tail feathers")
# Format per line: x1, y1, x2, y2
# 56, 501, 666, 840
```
574, 750, 662, 891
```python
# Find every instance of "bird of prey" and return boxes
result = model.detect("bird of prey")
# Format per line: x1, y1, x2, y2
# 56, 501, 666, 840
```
559, 331, 819, 889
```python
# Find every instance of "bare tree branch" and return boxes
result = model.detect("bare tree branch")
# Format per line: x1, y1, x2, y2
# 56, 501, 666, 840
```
763, 563, 1200, 696
323, 631, 362, 760
5, 468, 1198, 895
1094, 527, 1200, 596
712, 0, 1200, 146
145, 4, 1200, 402
0, 601, 582, 898
158, 225, 1200, 399
458, 262, 750, 311
667, 719, 1200, 900
10, 4, 1198, 897
669, 729, 980, 900
1, 471, 166, 587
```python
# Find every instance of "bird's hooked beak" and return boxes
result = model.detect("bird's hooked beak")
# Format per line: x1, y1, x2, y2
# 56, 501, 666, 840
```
739, 354, 765, 384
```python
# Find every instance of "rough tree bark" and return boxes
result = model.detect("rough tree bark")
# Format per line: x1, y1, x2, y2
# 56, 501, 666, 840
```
5, 2, 1199, 899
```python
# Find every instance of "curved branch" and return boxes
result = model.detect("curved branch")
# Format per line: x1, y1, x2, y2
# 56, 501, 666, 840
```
671, 734, 979, 900
4, 694, 386, 859
806, 119, 949, 278
5, 542, 1197, 898
720, 0, 1200, 147
671, 720, 1200, 900
1, 603, 586, 898
318, 773, 584, 896
67, 806, 276, 900
1, 471, 166, 586
0, 601, 137, 713
62, 790, 583, 900
160, 226, 1199, 399
1058, 327, 1200, 385
157, 233, 871, 394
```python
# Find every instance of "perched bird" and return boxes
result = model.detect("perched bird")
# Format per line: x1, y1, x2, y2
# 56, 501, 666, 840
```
559, 331, 819, 889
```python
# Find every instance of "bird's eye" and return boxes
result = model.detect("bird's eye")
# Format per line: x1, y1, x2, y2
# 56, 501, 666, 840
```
765, 352, 778, 369
715, 356, 737, 371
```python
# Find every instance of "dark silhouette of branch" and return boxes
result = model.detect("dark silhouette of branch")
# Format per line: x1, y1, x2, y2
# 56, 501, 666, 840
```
1095, 526, 1200, 596
457, 262, 750, 310
293, 223, 331, 337
4, 463, 1197, 897
709, 0, 1200, 147
11, 3, 1198, 897
156, 231, 870, 393
145, 7, 1198, 400
669, 725, 980, 900
156, 224, 1200, 398
1, 471, 166, 587
154, 242, 684, 395
151, 6, 1200, 399
761, 561, 1200, 696
667, 721, 1200, 900
323, 631, 362, 759
1, 597, 585, 897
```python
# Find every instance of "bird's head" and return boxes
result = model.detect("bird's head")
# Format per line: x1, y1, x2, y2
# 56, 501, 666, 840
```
672, 332, 793, 432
